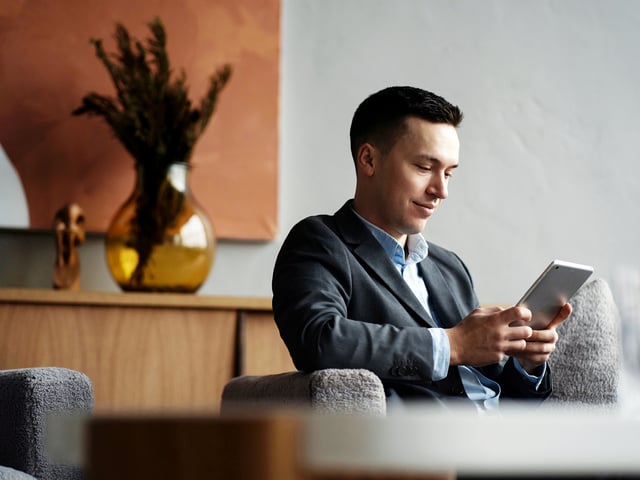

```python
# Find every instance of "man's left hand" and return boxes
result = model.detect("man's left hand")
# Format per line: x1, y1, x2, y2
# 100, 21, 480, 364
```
510, 303, 572, 374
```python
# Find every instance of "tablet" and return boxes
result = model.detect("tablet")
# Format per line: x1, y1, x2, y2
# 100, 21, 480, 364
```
515, 260, 594, 329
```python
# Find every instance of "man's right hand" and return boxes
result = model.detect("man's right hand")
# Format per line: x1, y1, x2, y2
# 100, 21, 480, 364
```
445, 306, 534, 367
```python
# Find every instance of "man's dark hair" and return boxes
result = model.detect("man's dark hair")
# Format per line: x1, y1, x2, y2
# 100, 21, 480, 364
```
349, 86, 463, 162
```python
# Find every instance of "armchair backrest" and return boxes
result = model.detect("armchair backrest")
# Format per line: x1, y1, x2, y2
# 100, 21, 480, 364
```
0, 367, 93, 480
548, 278, 621, 405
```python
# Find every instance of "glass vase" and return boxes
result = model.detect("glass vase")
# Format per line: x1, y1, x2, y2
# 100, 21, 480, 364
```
105, 162, 215, 293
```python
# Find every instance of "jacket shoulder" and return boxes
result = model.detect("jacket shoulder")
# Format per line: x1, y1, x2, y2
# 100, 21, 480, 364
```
426, 241, 471, 274
283, 213, 340, 245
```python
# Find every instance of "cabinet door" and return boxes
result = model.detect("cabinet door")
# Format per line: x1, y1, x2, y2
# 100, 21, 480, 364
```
0, 302, 236, 411
240, 311, 295, 375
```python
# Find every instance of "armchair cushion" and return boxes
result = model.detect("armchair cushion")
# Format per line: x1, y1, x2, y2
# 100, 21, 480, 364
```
0, 367, 93, 480
222, 368, 386, 415
548, 278, 621, 405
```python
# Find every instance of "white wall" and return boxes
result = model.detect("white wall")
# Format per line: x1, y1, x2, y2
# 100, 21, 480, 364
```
1, 0, 639, 304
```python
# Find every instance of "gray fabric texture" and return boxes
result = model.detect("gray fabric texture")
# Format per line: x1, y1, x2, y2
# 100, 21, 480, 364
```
308, 368, 386, 414
548, 278, 621, 404
221, 368, 386, 415
0, 367, 93, 480
0, 466, 37, 480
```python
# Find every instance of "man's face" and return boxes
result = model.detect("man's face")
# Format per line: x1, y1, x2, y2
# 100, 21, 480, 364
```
362, 117, 460, 242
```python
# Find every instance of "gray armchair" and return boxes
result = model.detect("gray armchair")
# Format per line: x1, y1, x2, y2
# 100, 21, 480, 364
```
548, 277, 621, 405
222, 278, 621, 413
222, 368, 386, 415
0, 367, 93, 480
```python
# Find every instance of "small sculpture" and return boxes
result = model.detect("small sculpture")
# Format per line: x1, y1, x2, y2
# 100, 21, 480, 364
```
53, 203, 85, 290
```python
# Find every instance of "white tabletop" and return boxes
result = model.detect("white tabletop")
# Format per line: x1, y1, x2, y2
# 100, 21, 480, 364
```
304, 403, 640, 477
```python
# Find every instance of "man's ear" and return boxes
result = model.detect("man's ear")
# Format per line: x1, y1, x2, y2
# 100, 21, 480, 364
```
356, 143, 377, 176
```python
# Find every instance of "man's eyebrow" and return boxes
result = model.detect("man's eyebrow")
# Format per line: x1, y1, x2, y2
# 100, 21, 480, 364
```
420, 155, 459, 168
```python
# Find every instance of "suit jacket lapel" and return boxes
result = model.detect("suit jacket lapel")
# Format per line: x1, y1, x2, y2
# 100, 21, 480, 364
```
334, 202, 437, 328
419, 256, 466, 328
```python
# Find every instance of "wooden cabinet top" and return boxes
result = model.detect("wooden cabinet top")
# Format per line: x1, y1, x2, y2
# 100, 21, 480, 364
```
0, 288, 272, 311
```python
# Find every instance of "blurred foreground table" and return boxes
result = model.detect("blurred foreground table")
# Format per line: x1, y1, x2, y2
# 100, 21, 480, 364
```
305, 405, 640, 478
66, 406, 640, 479
84, 412, 452, 480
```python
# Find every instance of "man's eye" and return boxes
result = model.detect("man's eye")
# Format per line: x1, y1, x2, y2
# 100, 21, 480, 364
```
417, 165, 431, 171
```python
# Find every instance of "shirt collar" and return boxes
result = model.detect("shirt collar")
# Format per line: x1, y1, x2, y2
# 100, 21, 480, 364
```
352, 209, 429, 267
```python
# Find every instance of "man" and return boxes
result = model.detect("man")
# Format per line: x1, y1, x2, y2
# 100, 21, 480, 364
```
272, 86, 571, 409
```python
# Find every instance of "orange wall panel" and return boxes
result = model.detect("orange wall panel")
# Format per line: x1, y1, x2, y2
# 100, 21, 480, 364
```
0, 0, 280, 240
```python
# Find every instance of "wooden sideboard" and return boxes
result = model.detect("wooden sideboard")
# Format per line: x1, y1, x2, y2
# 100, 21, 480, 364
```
0, 289, 294, 412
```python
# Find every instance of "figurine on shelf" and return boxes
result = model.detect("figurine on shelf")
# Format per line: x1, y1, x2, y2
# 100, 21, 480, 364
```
53, 203, 86, 290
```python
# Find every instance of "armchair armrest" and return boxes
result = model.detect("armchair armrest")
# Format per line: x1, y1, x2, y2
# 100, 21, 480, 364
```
222, 368, 386, 415
0, 367, 93, 480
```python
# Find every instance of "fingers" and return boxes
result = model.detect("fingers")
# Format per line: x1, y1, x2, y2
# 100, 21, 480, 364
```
506, 324, 533, 341
449, 305, 551, 367
527, 327, 559, 344
524, 341, 556, 355
454, 303, 566, 369
501, 305, 533, 329
511, 324, 560, 365
473, 305, 530, 325
513, 341, 556, 369
503, 338, 528, 356
547, 303, 572, 330
487, 306, 534, 347
473, 305, 504, 315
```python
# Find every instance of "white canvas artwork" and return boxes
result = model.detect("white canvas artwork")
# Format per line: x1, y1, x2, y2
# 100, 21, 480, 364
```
0, 144, 29, 228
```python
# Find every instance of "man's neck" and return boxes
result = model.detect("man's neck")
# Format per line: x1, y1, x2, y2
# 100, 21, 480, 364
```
351, 200, 407, 248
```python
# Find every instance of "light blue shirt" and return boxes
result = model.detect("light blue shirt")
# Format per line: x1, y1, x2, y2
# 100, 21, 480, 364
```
354, 212, 545, 410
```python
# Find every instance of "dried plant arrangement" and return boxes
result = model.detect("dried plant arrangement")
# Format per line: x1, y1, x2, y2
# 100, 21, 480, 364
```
73, 17, 232, 171
73, 18, 232, 291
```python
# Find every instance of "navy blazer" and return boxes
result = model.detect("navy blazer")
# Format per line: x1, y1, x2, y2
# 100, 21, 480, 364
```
272, 201, 551, 403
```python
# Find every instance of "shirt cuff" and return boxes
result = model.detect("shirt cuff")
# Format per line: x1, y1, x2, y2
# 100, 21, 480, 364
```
428, 328, 450, 381
513, 357, 547, 390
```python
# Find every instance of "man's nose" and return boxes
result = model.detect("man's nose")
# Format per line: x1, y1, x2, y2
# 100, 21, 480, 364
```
427, 174, 448, 199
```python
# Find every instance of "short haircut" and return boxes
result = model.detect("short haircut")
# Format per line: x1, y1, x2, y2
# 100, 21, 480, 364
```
349, 86, 463, 162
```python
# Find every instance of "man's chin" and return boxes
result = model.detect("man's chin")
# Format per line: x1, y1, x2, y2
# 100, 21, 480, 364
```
407, 220, 429, 235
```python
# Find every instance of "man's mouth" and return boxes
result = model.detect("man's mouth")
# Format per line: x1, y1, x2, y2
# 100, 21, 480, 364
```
413, 201, 438, 216
415, 201, 437, 210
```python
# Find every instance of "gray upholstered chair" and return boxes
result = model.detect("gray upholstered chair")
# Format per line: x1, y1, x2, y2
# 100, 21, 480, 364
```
548, 277, 621, 405
222, 368, 386, 415
0, 367, 94, 480
222, 278, 621, 413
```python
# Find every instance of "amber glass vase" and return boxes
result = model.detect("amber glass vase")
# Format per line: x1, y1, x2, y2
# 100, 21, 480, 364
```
105, 162, 215, 293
